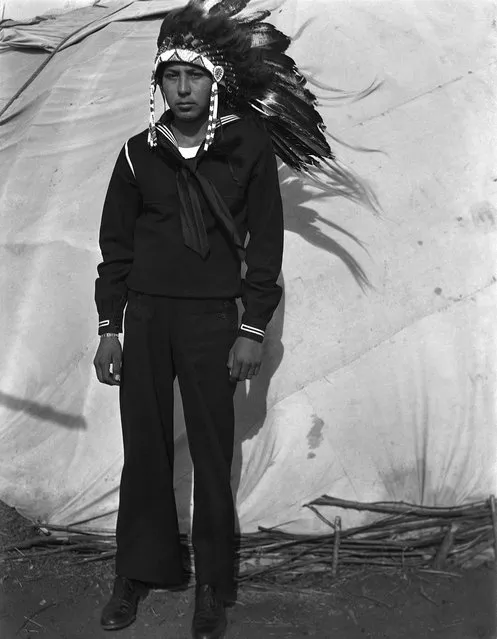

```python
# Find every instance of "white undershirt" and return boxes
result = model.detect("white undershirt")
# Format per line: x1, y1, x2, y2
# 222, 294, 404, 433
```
178, 145, 201, 159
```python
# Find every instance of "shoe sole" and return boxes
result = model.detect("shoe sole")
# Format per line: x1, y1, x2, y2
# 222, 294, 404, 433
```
101, 614, 136, 632
100, 590, 148, 631
191, 618, 227, 639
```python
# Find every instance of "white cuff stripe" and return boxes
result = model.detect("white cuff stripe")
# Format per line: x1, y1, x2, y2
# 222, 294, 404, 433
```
124, 141, 135, 179
99, 320, 110, 327
240, 324, 265, 337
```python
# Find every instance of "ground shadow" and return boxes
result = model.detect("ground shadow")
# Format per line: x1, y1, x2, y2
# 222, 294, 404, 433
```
230, 281, 285, 518
0, 389, 87, 429
228, 164, 373, 588
229, 163, 373, 504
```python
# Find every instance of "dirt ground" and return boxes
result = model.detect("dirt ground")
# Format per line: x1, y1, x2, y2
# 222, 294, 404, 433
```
1, 503, 495, 639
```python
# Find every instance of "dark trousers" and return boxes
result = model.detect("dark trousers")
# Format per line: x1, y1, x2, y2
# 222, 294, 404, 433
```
116, 291, 239, 600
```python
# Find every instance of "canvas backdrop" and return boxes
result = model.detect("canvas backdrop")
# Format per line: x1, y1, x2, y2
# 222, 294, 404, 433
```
0, 0, 496, 534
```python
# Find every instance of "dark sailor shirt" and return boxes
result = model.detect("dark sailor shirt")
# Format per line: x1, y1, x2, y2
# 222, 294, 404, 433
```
95, 114, 284, 343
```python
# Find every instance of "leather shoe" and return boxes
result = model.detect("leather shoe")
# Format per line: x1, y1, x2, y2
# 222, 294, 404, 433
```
191, 585, 227, 639
100, 575, 148, 631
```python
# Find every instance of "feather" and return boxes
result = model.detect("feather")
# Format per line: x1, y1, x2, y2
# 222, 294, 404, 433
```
306, 77, 383, 104
192, 0, 217, 14
155, 0, 380, 212
324, 129, 385, 156
207, 0, 250, 18
249, 22, 291, 51
290, 17, 315, 43
256, 103, 379, 213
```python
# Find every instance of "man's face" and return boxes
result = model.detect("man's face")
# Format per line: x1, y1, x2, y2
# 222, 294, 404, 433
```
161, 63, 213, 122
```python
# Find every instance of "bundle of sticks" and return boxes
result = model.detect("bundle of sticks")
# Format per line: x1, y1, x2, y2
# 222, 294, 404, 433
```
237, 495, 496, 583
2, 495, 495, 584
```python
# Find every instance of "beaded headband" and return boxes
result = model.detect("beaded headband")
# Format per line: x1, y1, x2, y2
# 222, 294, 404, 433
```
148, 46, 226, 152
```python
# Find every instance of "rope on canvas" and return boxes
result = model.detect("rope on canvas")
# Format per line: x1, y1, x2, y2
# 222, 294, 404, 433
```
0, 1, 134, 123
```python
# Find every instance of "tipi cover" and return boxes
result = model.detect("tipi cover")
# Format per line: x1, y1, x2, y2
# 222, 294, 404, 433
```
0, 0, 496, 535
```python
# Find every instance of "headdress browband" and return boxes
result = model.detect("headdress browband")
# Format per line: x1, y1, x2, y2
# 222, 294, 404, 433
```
148, 47, 225, 151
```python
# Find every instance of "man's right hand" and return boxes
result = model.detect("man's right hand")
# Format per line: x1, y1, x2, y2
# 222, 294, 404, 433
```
93, 336, 122, 386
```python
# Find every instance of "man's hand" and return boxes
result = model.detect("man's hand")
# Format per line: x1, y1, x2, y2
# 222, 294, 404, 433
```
93, 336, 122, 386
228, 337, 263, 382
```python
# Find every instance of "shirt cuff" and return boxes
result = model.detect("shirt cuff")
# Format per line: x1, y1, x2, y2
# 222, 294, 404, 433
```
238, 323, 265, 343
98, 319, 122, 336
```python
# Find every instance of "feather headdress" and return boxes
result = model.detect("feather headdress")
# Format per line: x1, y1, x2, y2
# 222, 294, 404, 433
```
149, 0, 378, 210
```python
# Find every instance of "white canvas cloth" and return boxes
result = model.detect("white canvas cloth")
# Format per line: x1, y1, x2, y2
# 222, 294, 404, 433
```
0, 0, 496, 535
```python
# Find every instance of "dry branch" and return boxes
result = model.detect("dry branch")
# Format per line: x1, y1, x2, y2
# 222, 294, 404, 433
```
432, 524, 456, 569
305, 505, 336, 530
331, 516, 341, 577
489, 495, 497, 555
2, 495, 492, 584
309, 495, 487, 518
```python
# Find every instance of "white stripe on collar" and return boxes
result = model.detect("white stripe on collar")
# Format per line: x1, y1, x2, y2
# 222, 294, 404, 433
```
124, 141, 135, 178
218, 115, 240, 126
156, 115, 241, 148
156, 123, 177, 147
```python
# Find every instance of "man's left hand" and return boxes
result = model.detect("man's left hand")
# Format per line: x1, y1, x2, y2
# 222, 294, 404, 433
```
228, 337, 263, 382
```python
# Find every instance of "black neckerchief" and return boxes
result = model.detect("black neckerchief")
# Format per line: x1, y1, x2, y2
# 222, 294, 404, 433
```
154, 111, 245, 261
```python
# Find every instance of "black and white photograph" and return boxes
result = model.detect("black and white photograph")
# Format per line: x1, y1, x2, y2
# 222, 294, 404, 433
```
0, 0, 495, 637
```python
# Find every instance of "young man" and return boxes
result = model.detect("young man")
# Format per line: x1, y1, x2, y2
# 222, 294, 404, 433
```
93, 4, 283, 638
93, 2, 373, 637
